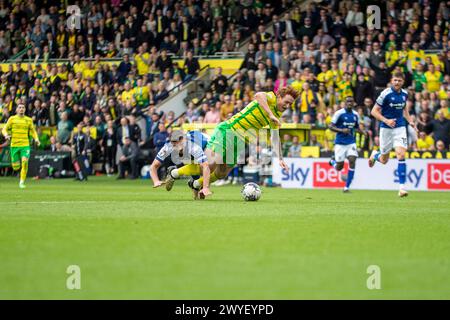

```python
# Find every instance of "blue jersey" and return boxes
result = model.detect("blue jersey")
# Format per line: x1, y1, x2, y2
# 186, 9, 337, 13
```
331, 108, 360, 145
376, 87, 408, 129
187, 130, 209, 150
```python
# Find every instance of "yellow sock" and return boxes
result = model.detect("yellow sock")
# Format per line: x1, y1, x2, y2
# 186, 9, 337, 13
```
177, 164, 201, 177
196, 172, 219, 188
20, 159, 28, 182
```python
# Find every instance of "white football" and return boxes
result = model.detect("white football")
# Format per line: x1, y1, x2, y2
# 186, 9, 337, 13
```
241, 182, 262, 201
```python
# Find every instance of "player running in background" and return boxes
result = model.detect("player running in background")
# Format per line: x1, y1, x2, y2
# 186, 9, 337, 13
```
368, 72, 418, 197
150, 130, 212, 199
1, 103, 40, 189
329, 96, 365, 192
189, 87, 299, 196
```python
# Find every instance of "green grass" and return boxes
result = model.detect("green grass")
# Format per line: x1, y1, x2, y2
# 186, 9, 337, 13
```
0, 176, 449, 299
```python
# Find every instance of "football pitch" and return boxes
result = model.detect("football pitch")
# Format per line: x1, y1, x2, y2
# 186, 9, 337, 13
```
1, 176, 449, 299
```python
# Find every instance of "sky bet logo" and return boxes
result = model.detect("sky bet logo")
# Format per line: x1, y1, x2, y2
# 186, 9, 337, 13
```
394, 168, 423, 188
281, 163, 310, 186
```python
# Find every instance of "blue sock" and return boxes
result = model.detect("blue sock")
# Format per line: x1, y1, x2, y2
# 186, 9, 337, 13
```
330, 159, 336, 168
398, 160, 406, 185
346, 168, 355, 189
374, 151, 381, 162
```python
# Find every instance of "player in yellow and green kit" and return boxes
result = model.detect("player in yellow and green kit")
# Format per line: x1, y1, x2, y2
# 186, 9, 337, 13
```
2, 104, 40, 188
189, 86, 299, 198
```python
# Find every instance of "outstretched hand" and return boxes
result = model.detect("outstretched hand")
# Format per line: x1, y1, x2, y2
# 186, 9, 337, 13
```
270, 115, 281, 128
199, 187, 212, 198
153, 181, 164, 188
280, 159, 289, 173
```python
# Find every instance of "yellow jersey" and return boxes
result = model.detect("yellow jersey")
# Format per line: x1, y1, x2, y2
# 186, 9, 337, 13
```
3, 115, 38, 147
317, 70, 334, 88
121, 90, 135, 105
336, 80, 353, 100
226, 91, 281, 141
135, 53, 150, 76
424, 71, 443, 93
134, 86, 150, 105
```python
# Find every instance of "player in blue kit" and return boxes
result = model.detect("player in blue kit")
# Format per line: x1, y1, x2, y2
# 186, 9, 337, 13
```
368, 72, 418, 197
150, 130, 212, 199
328, 96, 364, 192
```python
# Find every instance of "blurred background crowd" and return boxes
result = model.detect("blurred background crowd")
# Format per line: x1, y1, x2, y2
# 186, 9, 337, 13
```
0, 0, 449, 179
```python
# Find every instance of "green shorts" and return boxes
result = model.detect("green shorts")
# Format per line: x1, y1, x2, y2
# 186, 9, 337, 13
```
207, 122, 246, 166
10, 146, 31, 164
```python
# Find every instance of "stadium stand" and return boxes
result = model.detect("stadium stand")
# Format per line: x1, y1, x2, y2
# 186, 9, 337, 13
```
180, 0, 449, 158
0, 0, 449, 182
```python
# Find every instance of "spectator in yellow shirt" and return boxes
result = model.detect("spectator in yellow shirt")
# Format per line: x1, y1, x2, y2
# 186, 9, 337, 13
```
219, 95, 234, 121
424, 64, 443, 93
417, 131, 435, 151
73, 54, 85, 75
134, 45, 150, 77
134, 78, 150, 109
435, 99, 450, 120
317, 63, 334, 88
121, 82, 135, 106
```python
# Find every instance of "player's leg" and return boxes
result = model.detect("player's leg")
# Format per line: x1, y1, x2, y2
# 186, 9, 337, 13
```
343, 143, 358, 192
10, 147, 22, 173
344, 155, 357, 192
369, 128, 391, 167
190, 123, 229, 194
393, 127, 408, 197
330, 144, 345, 171
164, 164, 201, 191
19, 147, 31, 188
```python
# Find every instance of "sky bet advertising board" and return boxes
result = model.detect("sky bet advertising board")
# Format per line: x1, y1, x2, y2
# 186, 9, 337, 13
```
273, 158, 450, 191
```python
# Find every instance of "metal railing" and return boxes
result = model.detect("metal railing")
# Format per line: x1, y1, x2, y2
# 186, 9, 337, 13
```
5, 44, 32, 62
165, 69, 239, 129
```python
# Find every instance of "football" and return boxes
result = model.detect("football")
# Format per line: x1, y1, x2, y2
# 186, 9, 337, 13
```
241, 182, 262, 201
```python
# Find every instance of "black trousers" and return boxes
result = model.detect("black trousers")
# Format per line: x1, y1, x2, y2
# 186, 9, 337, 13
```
118, 157, 138, 178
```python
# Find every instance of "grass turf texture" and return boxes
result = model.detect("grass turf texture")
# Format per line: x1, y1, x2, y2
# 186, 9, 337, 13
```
0, 176, 449, 299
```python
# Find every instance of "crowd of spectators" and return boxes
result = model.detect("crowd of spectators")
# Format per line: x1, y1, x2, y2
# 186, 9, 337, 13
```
1, 0, 450, 180
179, 0, 450, 157
0, 0, 288, 177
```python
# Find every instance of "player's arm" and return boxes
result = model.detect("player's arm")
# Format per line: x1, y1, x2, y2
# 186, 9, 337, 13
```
371, 103, 396, 128
329, 122, 350, 134
150, 144, 170, 187
199, 161, 212, 197
403, 107, 418, 133
194, 146, 212, 197
271, 128, 289, 172
30, 121, 40, 146
254, 92, 280, 127
150, 158, 163, 188
2, 117, 12, 139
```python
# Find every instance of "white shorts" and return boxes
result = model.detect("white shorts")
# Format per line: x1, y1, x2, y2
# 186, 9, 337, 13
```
334, 143, 358, 162
379, 127, 407, 154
